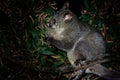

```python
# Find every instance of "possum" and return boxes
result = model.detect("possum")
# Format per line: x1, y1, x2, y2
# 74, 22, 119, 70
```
46, 3, 120, 80
46, 3, 106, 66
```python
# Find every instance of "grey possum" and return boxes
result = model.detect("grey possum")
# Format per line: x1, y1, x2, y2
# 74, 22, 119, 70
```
46, 3, 120, 80
46, 3, 106, 66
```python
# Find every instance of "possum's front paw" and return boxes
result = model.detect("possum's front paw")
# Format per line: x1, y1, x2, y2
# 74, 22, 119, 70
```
74, 59, 86, 66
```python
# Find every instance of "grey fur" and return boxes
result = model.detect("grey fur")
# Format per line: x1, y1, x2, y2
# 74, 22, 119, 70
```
47, 6, 106, 66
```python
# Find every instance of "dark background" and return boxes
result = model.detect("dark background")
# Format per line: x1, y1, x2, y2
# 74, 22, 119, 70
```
0, 0, 120, 80
54, 0, 83, 16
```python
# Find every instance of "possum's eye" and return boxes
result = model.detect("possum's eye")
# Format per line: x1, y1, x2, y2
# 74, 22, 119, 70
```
53, 19, 56, 24
50, 19, 57, 29
47, 19, 56, 28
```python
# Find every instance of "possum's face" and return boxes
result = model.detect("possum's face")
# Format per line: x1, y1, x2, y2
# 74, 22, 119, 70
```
47, 8, 74, 41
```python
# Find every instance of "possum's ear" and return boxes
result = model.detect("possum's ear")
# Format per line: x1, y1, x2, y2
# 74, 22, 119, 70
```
64, 12, 73, 21
62, 2, 69, 9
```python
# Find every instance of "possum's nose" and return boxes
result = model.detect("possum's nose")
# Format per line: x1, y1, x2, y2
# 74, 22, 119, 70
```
46, 23, 50, 27
46, 22, 52, 28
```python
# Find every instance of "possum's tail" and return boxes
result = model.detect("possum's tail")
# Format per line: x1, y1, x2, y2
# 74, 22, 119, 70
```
85, 64, 120, 80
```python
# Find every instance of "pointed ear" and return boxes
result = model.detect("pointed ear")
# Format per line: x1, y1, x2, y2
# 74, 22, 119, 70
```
64, 12, 73, 21
62, 2, 69, 9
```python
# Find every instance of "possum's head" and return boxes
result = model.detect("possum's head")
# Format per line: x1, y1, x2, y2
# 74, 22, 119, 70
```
47, 2, 76, 41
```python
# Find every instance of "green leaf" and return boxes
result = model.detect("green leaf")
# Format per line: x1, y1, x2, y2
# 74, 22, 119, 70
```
38, 47, 55, 55
41, 50, 55, 55
31, 30, 38, 38
43, 8, 55, 17
79, 14, 91, 22
98, 20, 103, 28
39, 26, 46, 35
54, 62, 64, 67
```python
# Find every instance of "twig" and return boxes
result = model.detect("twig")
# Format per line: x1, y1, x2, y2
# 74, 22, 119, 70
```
60, 56, 120, 74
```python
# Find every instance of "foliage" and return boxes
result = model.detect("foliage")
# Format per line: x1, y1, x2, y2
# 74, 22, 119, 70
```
0, 0, 66, 80
0, 0, 120, 80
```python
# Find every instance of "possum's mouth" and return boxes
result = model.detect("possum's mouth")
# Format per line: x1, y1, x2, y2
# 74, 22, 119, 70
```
46, 23, 66, 41
49, 27, 65, 41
